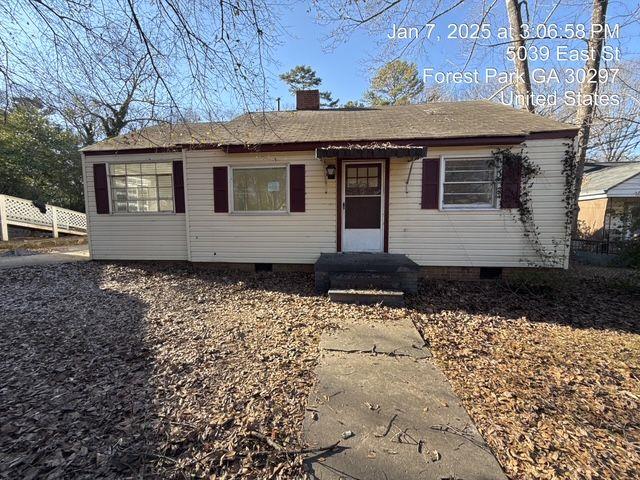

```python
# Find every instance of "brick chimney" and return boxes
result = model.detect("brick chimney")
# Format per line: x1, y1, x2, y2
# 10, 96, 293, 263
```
296, 90, 320, 110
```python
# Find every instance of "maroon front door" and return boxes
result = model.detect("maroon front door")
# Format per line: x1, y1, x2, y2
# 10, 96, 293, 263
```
342, 162, 384, 252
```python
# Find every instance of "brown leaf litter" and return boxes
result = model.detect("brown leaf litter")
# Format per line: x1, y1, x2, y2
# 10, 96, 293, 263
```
409, 267, 640, 480
1, 262, 638, 479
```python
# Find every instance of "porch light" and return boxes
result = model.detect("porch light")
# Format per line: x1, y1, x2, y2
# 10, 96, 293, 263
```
325, 165, 336, 179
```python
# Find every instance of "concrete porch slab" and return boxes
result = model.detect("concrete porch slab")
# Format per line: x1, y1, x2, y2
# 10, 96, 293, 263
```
303, 319, 507, 480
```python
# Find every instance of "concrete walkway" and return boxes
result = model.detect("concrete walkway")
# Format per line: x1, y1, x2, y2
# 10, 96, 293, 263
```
303, 319, 507, 480
0, 245, 90, 269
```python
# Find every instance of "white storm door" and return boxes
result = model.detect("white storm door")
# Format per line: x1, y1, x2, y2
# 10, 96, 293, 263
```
342, 161, 384, 252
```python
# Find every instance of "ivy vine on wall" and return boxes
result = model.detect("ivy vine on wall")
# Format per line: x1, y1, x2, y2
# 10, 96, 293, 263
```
491, 142, 577, 267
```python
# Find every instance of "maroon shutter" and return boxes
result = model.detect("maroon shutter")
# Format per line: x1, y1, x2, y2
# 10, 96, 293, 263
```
421, 159, 440, 209
501, 158, 522, 209
93, 163, 109, 214
289, 164, 305, 212
173, 161, 185, 213
213, 166, 229, 213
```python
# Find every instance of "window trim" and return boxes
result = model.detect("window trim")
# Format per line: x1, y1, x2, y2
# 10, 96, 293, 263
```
439, 155, 499, 211
106, 160, 179, 215
229, 164, 290, 215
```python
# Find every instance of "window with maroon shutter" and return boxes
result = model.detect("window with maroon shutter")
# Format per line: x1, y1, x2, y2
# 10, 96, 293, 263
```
173, 161, 185, 213
93, 163, 110, 214
289, 164, 305, 212
500, 157, 522, 209
213, 166, 229, 212
421, 158, 440, 209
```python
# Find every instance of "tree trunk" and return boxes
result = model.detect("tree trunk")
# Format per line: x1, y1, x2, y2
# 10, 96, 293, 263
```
505, 0, 534, 113
572, 0, 609, 235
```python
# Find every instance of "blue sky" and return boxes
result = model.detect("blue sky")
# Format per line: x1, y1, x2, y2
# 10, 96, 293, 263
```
266, 1, 640, 110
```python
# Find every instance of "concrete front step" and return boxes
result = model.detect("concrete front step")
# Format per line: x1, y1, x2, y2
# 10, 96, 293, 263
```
329, 272, 402, 291
328, 289, 405, 307
315, 253, 419, 294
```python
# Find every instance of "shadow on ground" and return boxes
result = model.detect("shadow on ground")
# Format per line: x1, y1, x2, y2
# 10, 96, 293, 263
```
0, 263, 158, 478
1, 261, 334, 478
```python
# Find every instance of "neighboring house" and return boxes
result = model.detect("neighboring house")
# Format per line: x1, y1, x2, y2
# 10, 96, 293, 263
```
578, 162, 640, 241
81, 91, 578, 280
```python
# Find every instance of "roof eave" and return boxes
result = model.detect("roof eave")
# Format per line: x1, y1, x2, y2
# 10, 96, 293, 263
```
82, 129, 578, 156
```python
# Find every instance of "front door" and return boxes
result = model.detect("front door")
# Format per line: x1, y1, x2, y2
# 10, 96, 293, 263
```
342, 161, 384, 252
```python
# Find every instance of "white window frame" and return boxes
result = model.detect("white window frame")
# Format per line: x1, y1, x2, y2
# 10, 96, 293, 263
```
439, 155, 499, 211
106, 160, 177, 215
229, 164, 290, 215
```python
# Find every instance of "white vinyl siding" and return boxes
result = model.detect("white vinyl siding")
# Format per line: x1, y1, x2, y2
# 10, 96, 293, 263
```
185, 150, 336, 264
388, 140, 570, 268
83, 139, 570, 268
82, 152, 188, 261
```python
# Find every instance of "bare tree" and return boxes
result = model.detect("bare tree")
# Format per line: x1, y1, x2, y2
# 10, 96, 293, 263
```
573, 0, 610, 232
505, 0, 534, 112
587, 63, 640, 163
0, 0, 284, 143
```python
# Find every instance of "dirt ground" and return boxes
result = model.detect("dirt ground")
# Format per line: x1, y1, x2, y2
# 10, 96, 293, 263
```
410, 267, 640, 480
1, 262, 638, 479
0, 235, 87, 251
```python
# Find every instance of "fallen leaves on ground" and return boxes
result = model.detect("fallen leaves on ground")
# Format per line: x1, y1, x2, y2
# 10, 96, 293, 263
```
410, 267, 640, 480
0, 262, 404, 479
2, 261, 638, 479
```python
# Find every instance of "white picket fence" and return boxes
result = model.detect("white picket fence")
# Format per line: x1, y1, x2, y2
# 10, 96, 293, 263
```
0, 194, 87, 241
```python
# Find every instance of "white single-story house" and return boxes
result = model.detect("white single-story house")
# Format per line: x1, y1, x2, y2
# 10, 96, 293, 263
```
578, 162, 640, 241
81, 91, 578, 282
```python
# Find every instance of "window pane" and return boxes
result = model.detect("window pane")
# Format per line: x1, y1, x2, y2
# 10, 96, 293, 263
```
347, 168, 357, 178
156, 162, 172, 174
139, 187, 158, 199
157, 175, 172, 187
139, 200, 158, 212
233, 167, 287, 212
141, 175, 157, 187
127, 200, 139, 212
112, 188, 127, 201
357, 167, 367, 177
141, 163, 156, 174
127, 175, 142, 188
445, 170, 494, 182
446, 159, 492, 171
126, 164, 141, 175
159, 199, 174, 212
127, 187, 139, 199
368, 167, 377, 176
445, 183, 493, 194
114, 201, 127, 212
158, 187, 173, 199
112, 176, 126, 188
110, 164, 126, 175
444, 193, 493, 205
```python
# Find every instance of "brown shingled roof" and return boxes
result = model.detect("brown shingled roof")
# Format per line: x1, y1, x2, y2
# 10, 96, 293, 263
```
82, 101, 577, 152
